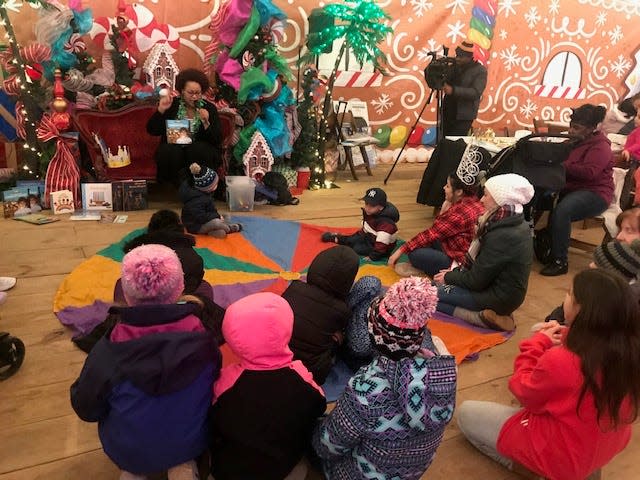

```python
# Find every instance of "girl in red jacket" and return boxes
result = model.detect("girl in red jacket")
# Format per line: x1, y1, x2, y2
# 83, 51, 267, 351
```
457, 268, 640, 480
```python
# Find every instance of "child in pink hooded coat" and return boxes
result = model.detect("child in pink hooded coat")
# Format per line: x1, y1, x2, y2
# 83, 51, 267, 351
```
208, 292, 327, 480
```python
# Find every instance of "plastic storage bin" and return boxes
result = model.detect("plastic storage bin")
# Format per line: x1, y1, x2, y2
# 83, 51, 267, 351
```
226, 176, 255, 212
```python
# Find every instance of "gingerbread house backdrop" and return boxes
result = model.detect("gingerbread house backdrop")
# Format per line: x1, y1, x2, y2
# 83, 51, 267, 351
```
7, 0, 640, 141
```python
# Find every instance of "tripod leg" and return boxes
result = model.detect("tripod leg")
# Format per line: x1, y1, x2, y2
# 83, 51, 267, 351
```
384, 93, 433, 184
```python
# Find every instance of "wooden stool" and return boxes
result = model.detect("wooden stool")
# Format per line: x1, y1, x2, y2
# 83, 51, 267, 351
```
340, 142, 373, 180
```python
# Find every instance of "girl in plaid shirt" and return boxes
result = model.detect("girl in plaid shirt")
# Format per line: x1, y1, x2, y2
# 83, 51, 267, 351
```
389, 173, 484, 276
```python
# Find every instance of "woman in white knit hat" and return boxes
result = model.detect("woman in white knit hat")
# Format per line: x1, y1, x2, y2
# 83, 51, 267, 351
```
433, 173, 534, 331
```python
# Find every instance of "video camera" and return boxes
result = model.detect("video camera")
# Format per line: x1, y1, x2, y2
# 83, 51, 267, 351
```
424, 47, 457, 91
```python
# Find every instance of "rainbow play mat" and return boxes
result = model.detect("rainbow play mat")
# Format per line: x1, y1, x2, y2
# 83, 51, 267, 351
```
54, 216, 512, 366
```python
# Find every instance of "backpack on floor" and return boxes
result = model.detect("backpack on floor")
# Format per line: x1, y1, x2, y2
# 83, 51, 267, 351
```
263, 171, 294, 205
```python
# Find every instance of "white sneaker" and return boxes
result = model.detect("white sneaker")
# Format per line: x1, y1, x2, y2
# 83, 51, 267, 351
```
0, 277, 16, 292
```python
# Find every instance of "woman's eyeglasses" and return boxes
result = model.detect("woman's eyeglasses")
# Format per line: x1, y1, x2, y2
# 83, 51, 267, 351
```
184, 90, 202, 97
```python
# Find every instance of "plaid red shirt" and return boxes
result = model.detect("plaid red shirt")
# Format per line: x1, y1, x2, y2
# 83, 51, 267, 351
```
403, 196, 484, 263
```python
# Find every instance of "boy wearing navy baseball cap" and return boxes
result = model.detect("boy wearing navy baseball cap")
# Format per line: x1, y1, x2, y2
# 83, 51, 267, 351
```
321, 187, 399, 260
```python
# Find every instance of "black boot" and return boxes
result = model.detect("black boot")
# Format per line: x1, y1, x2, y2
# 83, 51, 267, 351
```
540, 259, 568, 276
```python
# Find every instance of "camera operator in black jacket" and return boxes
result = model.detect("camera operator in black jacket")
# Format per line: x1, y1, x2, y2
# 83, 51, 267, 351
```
442, 41, 488, 136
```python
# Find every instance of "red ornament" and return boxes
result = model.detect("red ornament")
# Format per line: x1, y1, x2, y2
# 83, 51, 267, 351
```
50, 111, 71, 132
25, 63, 43, 81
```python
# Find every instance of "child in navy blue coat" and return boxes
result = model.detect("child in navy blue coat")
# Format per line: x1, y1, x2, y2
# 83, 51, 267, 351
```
179, 163, 242, 239
71, 244, 221, 480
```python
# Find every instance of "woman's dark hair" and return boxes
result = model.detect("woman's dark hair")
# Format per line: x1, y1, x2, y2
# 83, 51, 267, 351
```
570, 104, 607, 128
448, 172, 478, 197
565, 269, 640, 428
148, 209, 184, 234
175, 68, 210, 92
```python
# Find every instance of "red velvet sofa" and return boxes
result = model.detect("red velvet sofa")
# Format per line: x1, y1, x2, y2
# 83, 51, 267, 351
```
72, 103, 236, 182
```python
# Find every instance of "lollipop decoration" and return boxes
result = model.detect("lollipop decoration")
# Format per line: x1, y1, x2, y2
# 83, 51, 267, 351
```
467, 0, 498, 65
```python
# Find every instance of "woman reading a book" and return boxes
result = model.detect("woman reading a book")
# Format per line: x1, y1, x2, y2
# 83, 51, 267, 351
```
147, 68, 223, 185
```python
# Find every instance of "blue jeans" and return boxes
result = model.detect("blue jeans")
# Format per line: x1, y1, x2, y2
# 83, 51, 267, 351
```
408, 241, 452, 276
550, 190, 608, 262
436, 284, 479, 315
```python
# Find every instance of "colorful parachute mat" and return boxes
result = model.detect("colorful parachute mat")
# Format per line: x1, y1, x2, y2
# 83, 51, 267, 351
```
54, 216, 512, 398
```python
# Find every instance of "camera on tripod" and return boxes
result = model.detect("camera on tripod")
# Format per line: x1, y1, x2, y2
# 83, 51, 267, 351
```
424, 49, 457, 91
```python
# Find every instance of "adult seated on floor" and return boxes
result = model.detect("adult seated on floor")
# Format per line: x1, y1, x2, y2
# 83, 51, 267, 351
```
433, 173, 534, 332
541, 104, 614, 276
146, 68, 223, 185
389, 170, 484, 277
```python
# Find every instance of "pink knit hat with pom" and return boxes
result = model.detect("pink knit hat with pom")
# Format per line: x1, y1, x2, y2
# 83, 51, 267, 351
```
121, 244, 184, 306
368, 277, 438, 359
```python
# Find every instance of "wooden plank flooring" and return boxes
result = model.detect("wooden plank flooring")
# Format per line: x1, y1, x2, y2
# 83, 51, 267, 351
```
0, 164, 636, 479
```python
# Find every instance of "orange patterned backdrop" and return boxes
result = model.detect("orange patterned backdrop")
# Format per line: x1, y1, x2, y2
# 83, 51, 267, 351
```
8, 0, 640, 136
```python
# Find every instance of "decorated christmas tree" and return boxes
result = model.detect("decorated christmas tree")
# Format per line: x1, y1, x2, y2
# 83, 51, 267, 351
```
209, 0, 295, 174
290, 66, 320, 169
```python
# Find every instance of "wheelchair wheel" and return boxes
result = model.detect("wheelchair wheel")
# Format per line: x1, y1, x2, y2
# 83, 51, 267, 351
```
0, 333, 25, 381
534, 228, 552, 264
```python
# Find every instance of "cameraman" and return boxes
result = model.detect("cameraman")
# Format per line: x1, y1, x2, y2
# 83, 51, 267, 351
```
442, 41, 487, 136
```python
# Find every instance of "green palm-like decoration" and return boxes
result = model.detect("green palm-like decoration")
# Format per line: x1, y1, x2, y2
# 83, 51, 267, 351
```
300, 0, 392, 183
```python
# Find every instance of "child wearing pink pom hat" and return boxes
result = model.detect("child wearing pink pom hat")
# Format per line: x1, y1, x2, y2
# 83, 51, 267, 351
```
313, 277, 457, 480
71, 244, 221, 480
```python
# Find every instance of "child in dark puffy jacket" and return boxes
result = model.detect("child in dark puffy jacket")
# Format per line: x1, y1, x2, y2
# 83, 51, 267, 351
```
71, 244, 221, 480
179, 163, 242, 239
321, 187, 399, 261
313, 277, 457, 480
284, 245, 360, 384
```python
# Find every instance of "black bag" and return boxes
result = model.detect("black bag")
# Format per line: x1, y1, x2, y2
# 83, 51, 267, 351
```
489, 134, 576, 191
263, 171, 297, 205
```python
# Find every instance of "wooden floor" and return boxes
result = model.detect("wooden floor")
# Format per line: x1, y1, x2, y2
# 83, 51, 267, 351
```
0, 163, 637, 479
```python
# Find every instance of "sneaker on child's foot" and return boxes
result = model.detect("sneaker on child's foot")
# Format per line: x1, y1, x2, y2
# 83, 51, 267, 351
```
0, 277, 16, 292
394, 262, 428, 278
228, 223, 243, 233
321, 232, 338, 243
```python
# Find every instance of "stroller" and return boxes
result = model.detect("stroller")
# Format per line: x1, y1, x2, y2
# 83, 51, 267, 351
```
483, 133, 578, 264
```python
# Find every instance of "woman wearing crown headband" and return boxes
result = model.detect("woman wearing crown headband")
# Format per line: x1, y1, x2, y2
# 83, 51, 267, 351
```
147, 68, 223, 186
433, 173, 535, 332
389, 145, 484, 277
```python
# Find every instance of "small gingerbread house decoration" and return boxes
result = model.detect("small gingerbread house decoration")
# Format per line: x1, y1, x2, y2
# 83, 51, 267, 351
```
243, 131, 274, 181
143, 43, 179, 91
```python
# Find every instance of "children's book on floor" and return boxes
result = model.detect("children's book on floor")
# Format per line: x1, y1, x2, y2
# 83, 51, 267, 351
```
50, 190, 75, 215
112, 180, 147, 211
82, 183, 113, 211
3, 188, 31, 218
12, 213, 60, 225
69, 210, 102, 221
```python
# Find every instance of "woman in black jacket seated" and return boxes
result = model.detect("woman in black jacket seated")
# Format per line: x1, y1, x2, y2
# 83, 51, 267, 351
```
146, 68, 223, 185
433, 174, 534, 332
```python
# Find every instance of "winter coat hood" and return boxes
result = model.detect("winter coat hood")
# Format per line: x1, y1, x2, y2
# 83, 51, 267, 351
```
363, 201, 400, 223
373, 353, 457, 432
306, 245, 359, 300
214, 292, 323, 401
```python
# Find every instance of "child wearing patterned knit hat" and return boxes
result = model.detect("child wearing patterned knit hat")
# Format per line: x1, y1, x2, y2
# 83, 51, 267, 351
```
71, 244, 221, 480
313, 277, 457, 480
178, 162, 242, 239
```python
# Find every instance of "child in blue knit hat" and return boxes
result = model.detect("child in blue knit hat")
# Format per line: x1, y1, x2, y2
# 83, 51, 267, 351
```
313, 277, 457, 480
179, 163, 242, 239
